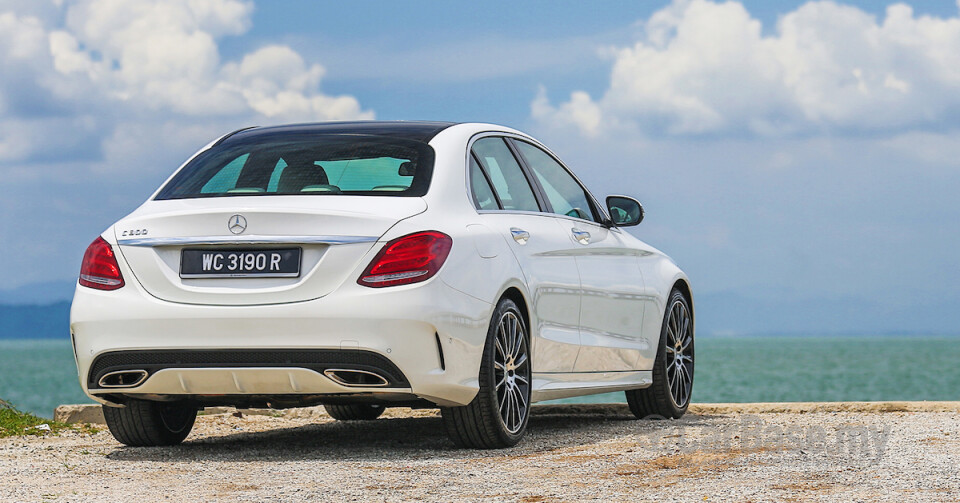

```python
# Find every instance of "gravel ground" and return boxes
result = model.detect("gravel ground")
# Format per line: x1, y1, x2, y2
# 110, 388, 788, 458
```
2, 405, 958, 502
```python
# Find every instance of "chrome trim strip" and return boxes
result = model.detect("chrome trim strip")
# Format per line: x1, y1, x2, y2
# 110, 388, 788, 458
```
118, 235, 379, 247
180, 272, 302, 279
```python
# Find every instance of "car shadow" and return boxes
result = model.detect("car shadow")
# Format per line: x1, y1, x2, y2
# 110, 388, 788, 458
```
104, 410, 719, 463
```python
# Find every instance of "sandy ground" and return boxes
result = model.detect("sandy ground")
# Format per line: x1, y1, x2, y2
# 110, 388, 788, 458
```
2, 404, 959, 502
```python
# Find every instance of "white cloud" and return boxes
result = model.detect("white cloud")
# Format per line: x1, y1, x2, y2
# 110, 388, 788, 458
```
40, 0, 372, 120
531, 87, 604, 137
0, 0, 372, 170
223, 45, 373, 121
534, 0, 960, 137
0, 11, 46, 60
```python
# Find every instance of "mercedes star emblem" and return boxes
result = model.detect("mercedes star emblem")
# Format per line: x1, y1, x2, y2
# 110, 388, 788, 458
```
228, 214, 247, 234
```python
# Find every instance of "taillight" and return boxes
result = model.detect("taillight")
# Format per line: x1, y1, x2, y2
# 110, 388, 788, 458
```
79, 236, 125, 290
358, 231, 452, 288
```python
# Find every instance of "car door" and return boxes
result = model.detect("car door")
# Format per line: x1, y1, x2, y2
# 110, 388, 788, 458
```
510, 139, 649, 372
469, 136, 582, 373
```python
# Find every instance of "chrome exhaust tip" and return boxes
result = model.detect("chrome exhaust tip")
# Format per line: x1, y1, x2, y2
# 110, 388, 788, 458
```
97, 370, 148, 388
323, 369, 390, 387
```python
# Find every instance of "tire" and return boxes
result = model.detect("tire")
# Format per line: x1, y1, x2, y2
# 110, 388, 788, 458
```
102, 399, 197, 446
324, 403, 386, 421
441, 298, 531, 449
626, 288, 694, 419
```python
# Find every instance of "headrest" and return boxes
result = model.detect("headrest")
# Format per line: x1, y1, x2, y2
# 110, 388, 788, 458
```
278, 162, 329, 193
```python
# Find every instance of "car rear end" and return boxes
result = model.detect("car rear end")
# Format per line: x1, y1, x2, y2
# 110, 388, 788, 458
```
70, 123, 490, 411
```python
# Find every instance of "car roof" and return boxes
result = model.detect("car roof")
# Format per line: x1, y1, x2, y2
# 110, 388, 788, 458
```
219, 121, 460, 145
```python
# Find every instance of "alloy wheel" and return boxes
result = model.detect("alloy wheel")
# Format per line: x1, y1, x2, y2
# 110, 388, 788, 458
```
664, 299, 694, 408
493, 311, 530, 434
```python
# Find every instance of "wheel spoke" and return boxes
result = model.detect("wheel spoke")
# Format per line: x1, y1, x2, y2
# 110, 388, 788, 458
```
514, 374, 529, 386
676, 363, 691, 406
515, 385, 528, 410
506, 389, 515, 429
514, 353, 528, 369
675, 369, 684, 405
513, 388, 525, 427
514, 388, 523, 426
495, 336, 507, 360
510, 314, 520, 358
511, 317, 523, 360
499, 319, 509, 350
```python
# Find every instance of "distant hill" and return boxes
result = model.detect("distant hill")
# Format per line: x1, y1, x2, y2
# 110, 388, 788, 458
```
0, 302, 71, 339
0, 281, 76, 305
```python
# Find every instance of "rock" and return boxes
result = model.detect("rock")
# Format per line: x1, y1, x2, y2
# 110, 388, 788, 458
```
54, 404, 105, 425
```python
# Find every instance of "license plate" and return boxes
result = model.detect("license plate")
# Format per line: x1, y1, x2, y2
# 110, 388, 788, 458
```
180, 248, 301, 278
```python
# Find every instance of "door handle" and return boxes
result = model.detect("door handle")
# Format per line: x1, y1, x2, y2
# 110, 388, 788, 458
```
571, 228, 591, 245
510, 228, 530, 244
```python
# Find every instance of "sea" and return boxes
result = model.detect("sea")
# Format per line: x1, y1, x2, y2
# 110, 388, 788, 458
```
2, 335, 959, 418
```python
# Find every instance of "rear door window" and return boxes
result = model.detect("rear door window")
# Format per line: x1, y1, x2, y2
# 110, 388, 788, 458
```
470, 137, 540, 212
470, 155, 500, 210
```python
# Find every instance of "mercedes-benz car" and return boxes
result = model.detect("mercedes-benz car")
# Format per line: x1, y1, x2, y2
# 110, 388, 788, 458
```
71, 121, 694, 449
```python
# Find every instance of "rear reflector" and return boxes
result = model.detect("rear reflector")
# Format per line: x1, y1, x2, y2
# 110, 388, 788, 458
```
358, 231, 452, 288
79, 236, 125, 290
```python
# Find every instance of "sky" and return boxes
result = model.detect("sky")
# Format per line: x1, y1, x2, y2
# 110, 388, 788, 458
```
1, 0, 959, 334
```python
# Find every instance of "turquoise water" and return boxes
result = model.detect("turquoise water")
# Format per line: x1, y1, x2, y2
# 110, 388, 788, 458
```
2, 336, 959, 417
549, 335, 960, 405
0, 340, 92, 417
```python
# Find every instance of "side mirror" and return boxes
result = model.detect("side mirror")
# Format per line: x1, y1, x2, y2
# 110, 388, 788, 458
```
605, 195, 644, 226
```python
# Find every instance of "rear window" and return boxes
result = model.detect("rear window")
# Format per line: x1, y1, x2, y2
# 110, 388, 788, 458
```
155, 134, 434, 199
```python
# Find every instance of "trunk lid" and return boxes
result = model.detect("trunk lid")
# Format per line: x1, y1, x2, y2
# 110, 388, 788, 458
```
114, 196, 425, 305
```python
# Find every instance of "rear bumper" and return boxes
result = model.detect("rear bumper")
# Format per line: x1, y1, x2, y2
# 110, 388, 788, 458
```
70, 276, 492, 407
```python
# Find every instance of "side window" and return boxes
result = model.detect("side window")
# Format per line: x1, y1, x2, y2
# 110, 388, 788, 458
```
471, 137, 540, 212
513, 140, 599, 222
470, 155, 500, 210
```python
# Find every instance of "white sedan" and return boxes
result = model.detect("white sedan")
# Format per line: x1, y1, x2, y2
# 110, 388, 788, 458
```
71, 121, 694, 448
